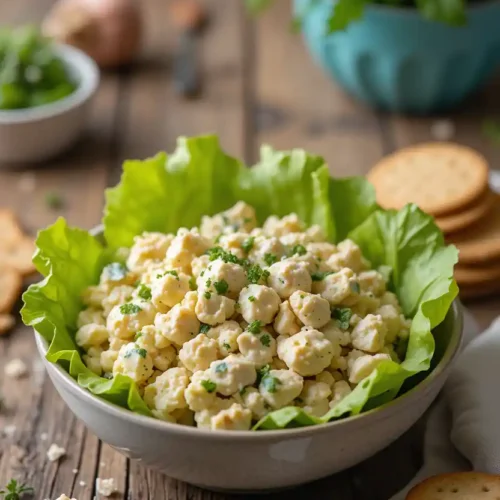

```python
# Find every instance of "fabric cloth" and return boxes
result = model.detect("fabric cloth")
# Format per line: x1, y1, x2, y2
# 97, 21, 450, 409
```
391, 308, 500, 499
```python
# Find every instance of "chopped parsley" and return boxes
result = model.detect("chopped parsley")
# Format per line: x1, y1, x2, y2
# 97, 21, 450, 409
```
261, 374, 281, 393
247, 320, 262, 334
311, 271, 334, 281
215, 362, 228, 373
134, 332, 143, 341
164, 270, 180, 280
331, 307, 352, 330
260, 333, 271, 347
204, 291, 212, 300
205, 278, 212, 288
248, 295, 255, 302
120, 303, 142, 315
45, 191, 64, 210
214, 279, 229, 295
137, 284, 152, 301
206, 246, 242, 265
246, 264, 270, 284
256, 364, 271, 384
124, 346, 147, 359
199, 323, 211, 334
0, 479, 34, 500
290, 244, 306, 256
222, 342, 232, 350
242, 236, 255, 253
300, 294, 305, 299
189, 276, 197, 291
201, 379, 217, 393
264, 253, 278, 266
350, 281, 361, 294
103, 262, 127, 281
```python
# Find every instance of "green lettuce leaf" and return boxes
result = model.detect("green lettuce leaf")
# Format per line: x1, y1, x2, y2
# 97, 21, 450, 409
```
22, 135, 457, 431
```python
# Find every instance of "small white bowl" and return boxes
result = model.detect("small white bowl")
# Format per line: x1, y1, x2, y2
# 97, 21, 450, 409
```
34, 299, 463, 492
0, 43, 99, 164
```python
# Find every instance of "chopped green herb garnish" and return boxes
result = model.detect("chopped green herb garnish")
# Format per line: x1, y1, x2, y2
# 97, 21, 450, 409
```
300, 294, 305, 299
137, 284, 152, 301
256, 364, 270, 384
248, 295, 255, 302
124, 346, 147, 359
103, 262, 128, 281
261, 374, 281, 393
214, 279, 229, 295
203, 291, 212, 300
331, 307, 352, 330
165, 270, 180, 280
156, 273, 163, 279
201, 379, 216, 393
222, 342, 232, 350
0, 479, 34, 500
248, 320, 262, 334
222, 214, 230, 225
239, 386, 247, 396
260, 334, 271, 347
264, 253, 278, 266
189, 276, 197, 291
205, 278, 212, 288
45, 191, 64, 210
120, 303, 142, 315
290, 244, 306, 256
206, 246, 242, 265
134, 332, 143, 341
215, 362, 228, 373
246, 264, 270, 284
311, 271, 334, 281
200, 270, 205, 277
199, 323, 211, 334
242, 236, 255, 253
350, 281, 361, 294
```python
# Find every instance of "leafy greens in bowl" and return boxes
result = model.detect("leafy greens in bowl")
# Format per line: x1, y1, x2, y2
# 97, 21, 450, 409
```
22, 135, 458, 431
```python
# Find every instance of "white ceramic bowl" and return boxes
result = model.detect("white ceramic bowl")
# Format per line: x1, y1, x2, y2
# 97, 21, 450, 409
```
34, 301, 463, 492
0, 44, 99, 164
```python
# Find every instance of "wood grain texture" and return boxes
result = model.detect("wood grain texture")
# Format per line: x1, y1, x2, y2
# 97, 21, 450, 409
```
0, 0, 499, 499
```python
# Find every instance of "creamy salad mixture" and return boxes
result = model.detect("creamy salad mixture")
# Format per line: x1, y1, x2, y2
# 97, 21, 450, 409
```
77, 202, 411, 431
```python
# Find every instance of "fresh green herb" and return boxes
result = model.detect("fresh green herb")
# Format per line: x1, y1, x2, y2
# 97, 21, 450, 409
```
206, 246, 242, 265
156, 273, 163, 279
134, 332, 143, 341
256, 364, 270, 384
261, 374, 281, 393
290, 244, 306, 256
248, 320, 262, 334
246, 264, 270, 284
201, 379, 216, 393
350, 281, 361, 294
137, 284, 152, 301
260, 333, 271, 347
199, 323, 211, 334
214, 279, 229, 295
164, 270, 179, 280
248, 295, 255, 302
331, 307, 352, 330
222, 342, 231, 350
215, 362, 228, 373
300, 294, 305, 299
189, 276, 197, 291
200, 270, 205, 277
0, 479, 34, 500
242, 236, 255, 253
124, 346, 147, 359
214, 234, 223, 244
204, 291, 212, 300
120, 303, 142, 315
103, 262, 128, 281
311, 271, 334, 281
264, 253, 278, 266
205, 278, 212, 288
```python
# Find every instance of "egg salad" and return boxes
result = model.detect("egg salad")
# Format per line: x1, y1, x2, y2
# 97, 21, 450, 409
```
76, 202, 411, 431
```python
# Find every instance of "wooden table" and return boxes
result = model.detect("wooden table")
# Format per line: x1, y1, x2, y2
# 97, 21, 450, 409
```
1, 1, 499, 499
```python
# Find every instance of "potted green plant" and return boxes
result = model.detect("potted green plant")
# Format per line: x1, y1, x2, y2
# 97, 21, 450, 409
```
249, 0, 500, 114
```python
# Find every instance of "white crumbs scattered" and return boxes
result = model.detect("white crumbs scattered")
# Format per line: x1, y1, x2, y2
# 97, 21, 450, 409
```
72, 468, 79, 474
54, 495, 76, 500
430, 119, 455, 141
47, 443, 66, 462
40, 432, 49, 441
96, 478, 116, 497
79, 480, 86, 487
2, 424, 16, 437
100, 461, 106, 467
4, 358, 28, 378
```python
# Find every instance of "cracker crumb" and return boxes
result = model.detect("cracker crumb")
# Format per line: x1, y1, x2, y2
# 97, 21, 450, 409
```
79, 480, 86, 486
47, 443, 66, 461
40, 432, 49, 441
54, 495, 76, 500
4, 358, 28, 378
100, 461, 106, 467
72, 468, 79, 474
2, 424, 16, 437
430, 119, 455, 141
96, 477, 116, 497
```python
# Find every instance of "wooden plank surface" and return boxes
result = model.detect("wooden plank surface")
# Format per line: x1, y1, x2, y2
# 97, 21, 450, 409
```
0, 0, 499, 499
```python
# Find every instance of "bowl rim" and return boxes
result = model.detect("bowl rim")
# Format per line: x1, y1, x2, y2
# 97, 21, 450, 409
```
36, 297, 463, 440
0, 43, 100, 124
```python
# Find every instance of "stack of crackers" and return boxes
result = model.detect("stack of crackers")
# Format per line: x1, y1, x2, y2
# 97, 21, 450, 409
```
0, 210, 36, 334
368, 143, 499, 300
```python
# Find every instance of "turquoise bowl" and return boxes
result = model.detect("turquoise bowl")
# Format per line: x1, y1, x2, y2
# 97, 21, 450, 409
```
296, 0, 500, 114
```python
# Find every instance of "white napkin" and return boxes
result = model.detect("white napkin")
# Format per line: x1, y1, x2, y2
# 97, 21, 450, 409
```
391, 307, 500, 500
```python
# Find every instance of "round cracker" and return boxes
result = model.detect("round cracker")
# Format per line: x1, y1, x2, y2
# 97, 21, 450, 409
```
3, 237, 36, 277
436, 189, 495, 234
0, 209, 24, 247
406, 471, 500, 499
0, 314, 15, 335
0, 269, 22, 314
448, 195, 500, 264
368, 143, 489, 216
